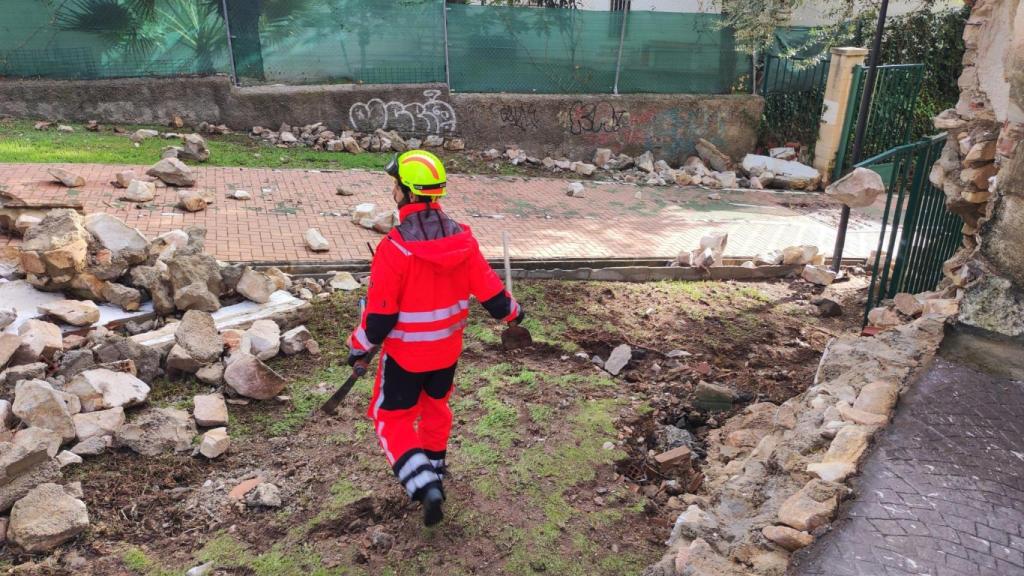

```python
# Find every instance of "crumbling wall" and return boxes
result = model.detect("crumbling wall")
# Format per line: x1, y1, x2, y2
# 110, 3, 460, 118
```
0, 76, 762, 163
933, 0, 1024, 337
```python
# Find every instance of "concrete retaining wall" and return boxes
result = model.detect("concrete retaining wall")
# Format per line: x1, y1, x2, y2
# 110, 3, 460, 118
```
0, 75, 762, 161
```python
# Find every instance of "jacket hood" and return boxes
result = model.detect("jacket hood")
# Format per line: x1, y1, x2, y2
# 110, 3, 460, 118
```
389, 225, 478, 269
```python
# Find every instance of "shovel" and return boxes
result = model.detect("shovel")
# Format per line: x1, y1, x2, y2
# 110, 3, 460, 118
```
500, 231, 533, 351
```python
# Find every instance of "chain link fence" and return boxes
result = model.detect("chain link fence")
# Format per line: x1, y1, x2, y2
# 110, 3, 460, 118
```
1, 0, 750, 94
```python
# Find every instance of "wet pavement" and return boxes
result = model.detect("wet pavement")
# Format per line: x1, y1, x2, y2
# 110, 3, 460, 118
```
789, 332, 1024, 576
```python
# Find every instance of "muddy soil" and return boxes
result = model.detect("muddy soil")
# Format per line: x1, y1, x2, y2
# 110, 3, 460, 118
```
4, 277, 866, 576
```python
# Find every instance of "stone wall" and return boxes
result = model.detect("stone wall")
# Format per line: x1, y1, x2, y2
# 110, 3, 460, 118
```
449, 93, 762, 162
0, 76, 762, 163
933, 0, 1024, 338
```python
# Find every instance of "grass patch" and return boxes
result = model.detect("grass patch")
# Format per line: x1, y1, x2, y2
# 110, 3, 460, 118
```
197, 533, 361, 576
0, 120, 391, 171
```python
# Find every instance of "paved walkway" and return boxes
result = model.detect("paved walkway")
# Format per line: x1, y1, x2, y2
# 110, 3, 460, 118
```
0, 163, 885, 264
789, 355, 1024, 576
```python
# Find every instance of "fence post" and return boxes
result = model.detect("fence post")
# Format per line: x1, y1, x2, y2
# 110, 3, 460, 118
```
220, 0, 239, 86
612, 3, 629, 95
812, 47, 868, 184
442, 0, 452, 89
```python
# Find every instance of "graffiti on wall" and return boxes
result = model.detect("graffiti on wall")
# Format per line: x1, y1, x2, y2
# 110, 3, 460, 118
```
497, 103, 540, 132
349, 89, 457, 135
566, 100, 629, 135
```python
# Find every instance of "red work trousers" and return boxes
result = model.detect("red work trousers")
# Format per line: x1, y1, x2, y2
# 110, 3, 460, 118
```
367, 352, 456, 500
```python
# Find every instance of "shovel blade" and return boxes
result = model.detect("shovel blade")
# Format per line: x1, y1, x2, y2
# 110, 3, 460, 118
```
501, 325, 533, 350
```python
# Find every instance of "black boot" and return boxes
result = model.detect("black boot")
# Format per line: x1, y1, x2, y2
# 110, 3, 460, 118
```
421, 485, 445, 527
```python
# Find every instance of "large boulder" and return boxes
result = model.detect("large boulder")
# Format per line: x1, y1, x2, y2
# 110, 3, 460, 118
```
37, 300, 100, 327
175, 310, 223, 364
12, 380, 76, 442
114, 407, 196, 456
223, 353, 287, 400
146, 158, 196, 187
92, 333, 162, 383
83, 213, 148, 265
742, 154, 822, 190
246, 320, 280, 361
825, 167, 886, 208
8, 483, 89, 552
72, 407, 125, 440
66, 369, 150, 412
236, 268, 277, 304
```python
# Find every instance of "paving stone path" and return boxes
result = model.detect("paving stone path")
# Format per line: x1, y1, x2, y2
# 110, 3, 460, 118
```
789, 356, 1024, 576
1, 163, 884, 264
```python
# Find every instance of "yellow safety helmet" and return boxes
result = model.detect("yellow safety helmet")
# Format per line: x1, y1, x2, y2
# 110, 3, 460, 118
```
385, 150, 448, 198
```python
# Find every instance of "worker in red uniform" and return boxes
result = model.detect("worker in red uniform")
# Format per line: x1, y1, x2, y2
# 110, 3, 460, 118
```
347, 150, 524, 526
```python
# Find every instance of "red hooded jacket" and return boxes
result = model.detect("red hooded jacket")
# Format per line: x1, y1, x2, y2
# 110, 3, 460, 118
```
349, 202, 520, 372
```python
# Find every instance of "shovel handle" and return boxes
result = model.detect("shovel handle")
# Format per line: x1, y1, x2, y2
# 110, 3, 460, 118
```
502, 231, 513, 293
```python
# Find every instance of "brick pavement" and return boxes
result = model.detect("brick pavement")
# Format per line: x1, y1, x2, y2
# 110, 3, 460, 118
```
0, 163, 883, 264
789, 357, 1024, 576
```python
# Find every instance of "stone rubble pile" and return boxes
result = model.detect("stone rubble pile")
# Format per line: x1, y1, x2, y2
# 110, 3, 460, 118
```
0, 212, 328, 552
642, 293, 960, 576
248, 122, 465, 156
671, 231, 833, 276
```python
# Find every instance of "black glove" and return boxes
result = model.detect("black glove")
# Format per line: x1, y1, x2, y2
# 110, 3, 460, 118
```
347, 351, 366, 367
512, 309, 526, 326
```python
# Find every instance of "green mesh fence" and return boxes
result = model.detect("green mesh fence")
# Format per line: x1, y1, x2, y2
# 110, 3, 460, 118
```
446, 4, 620, 94
616, 11, 747, 94
245, 0, 445, 85
2, 1, 754, 94
0, 0, 231, 79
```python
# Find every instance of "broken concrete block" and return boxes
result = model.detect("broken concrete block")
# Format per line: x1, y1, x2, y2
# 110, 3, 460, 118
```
304, 228, 330, 252
37, 300, 100, 327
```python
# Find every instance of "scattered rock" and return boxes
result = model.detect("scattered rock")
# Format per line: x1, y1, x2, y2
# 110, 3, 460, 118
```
196, 363, 224, 386
226, 189, 251, 200
37, 300, 99, 327
14, 320, 63, 364
47, 168, 85, 188
636, 151, 655, 173
604, 344, 632, 376
114, 407, 196, 456
178, 190, 207, 212
281, 326, 313, 355
0, 334, 22, 370
593, 148, 613, 168
186, 562, 215, 576
806, 462, 856, 483
245, 483, 282, 508
742, 154, 821, 190
246, 319, 281, 361
815, 299, 844, 318
199, 427, 229, 459
8, 483, 89, 553
130, 128, 159, 142
694, 381, 735, 411
304, 228, 330, 252
55, 450, 82, 468
695, 139, 733, 172
179, 134, 210, 162
329, 271, 360, 291
102, 282, 142, 312
236, 268, 277, 303
228, 476, 264, 501
802, 265, 836, 286
823, 425, 871, 466
146, 158, 196, 187
70, 435, 110, 457
567, 182, 586, 198
72, 407, 125, 440
223, 353, 287, 400
825, 167, 885, 208
12, 380, 76, 442
66, 369, 150, 412
121, 180, 156, 203
853, 381, 898, 415
572, 162, 597, 176
0, 307, 16, 331
175, 310, 223, 365
867, 307, 901, 328
782, 245, 819, 266
193, 394, 228, 427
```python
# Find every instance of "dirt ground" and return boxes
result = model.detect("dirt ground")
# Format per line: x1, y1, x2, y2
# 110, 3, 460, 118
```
4, 276, 868, 576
